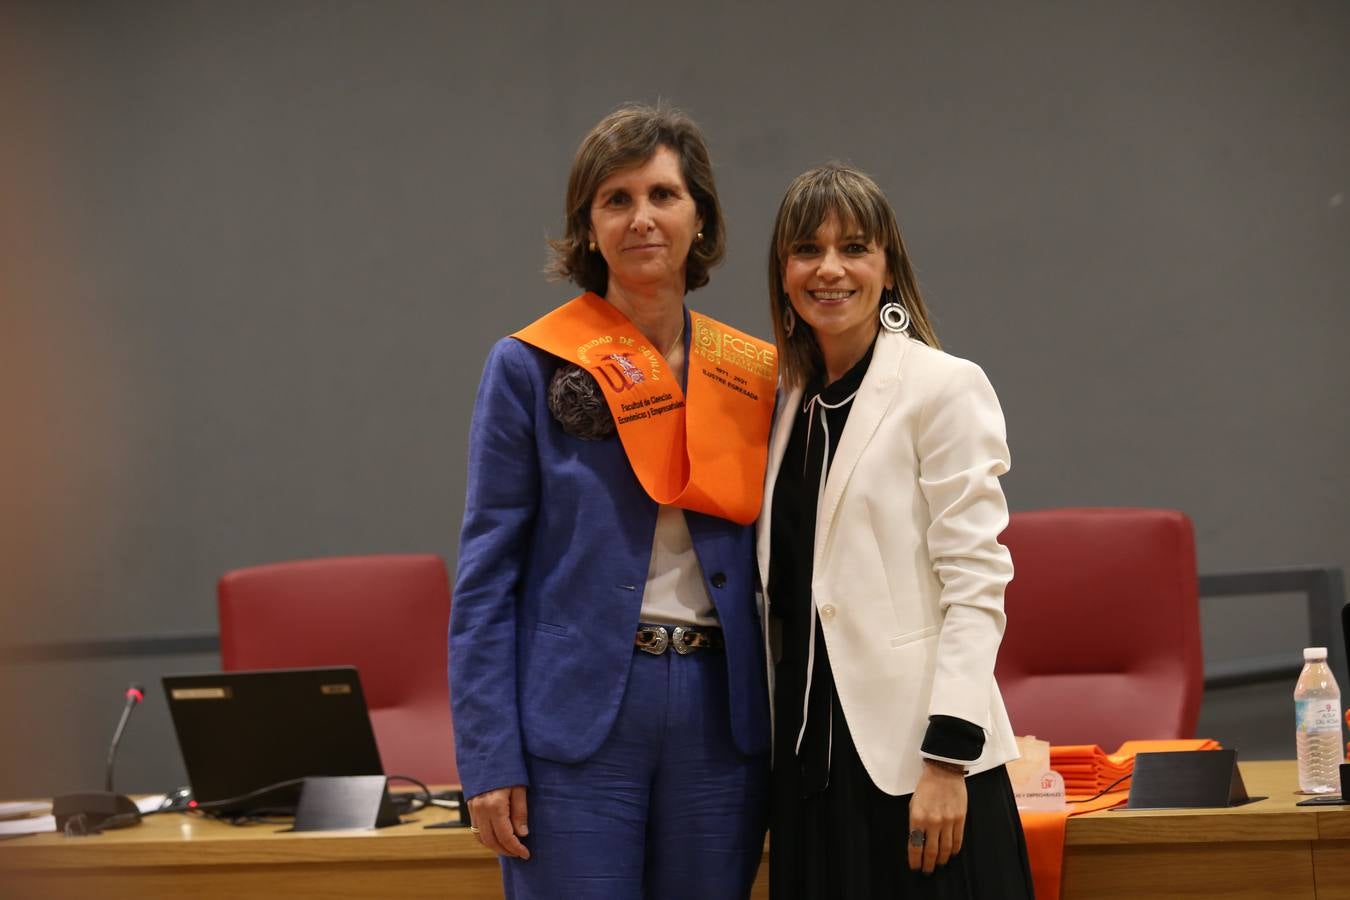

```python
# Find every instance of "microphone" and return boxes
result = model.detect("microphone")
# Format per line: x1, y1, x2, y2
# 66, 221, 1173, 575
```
105, 683, 144, 792
52, 682, 146, 835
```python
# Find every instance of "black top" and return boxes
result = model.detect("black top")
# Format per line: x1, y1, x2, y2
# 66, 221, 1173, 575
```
768, 338, 982, 797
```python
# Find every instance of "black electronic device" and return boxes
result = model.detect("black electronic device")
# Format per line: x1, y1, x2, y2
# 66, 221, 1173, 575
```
1125, 749, 1259, 809
1343, 601, 1349, 684
289, 775, 401, 831
162, 667, 384, 816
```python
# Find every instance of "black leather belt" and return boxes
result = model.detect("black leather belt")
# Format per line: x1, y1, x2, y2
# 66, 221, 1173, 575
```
635, 624, 724, 656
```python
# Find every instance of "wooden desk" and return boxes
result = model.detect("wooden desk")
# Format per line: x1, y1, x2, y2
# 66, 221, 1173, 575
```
0, 799, 487, 900
1, 761, 1346, 899
1063, 759, 1350, 899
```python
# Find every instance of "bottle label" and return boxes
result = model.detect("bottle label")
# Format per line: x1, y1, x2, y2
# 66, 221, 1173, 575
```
1296, 699, 1342, 733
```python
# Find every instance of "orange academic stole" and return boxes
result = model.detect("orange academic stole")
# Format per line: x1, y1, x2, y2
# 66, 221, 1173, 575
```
513, 293, 777, 525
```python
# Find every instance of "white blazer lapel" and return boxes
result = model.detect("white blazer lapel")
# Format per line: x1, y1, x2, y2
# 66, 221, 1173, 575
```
813, 331, 911, 563
756, 384, 803, 595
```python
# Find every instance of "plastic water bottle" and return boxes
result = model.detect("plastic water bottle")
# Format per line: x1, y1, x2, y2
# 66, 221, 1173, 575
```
1294, 647, 1344, 794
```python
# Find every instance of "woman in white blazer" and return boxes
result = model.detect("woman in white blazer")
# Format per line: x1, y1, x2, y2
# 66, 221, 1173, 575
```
759, 163, 1034, 899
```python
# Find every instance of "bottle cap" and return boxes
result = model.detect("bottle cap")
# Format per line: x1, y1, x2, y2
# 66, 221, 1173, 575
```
1304, 647, 1328, 661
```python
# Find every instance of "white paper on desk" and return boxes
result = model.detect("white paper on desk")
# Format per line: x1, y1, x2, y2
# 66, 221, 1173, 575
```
135, 794, 167, 814
0, 815, 55, 836
0, 801, 50, 820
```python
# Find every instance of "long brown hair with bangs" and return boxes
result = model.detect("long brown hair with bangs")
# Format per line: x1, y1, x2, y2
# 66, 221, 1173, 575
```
768, 163, 939, 389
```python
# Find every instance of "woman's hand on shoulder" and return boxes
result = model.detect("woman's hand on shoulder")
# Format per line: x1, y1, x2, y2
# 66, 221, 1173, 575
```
907, 759, 967, 874
468, 784, 531, 859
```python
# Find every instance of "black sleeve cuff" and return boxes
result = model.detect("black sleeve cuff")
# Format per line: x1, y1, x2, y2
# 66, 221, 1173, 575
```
920, 715, 985, 763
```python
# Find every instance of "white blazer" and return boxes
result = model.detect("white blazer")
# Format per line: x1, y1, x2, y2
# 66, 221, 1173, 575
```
756, 328, 1019, 796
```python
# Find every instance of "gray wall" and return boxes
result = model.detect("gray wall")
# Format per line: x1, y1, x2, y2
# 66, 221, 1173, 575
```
1, 0, 1346, 796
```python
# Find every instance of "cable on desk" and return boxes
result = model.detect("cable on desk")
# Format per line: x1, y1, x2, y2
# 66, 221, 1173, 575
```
1067, 772, 1132, 804
189, 777, 308, 811
387, 774, 432, 813
179, 777, 311, 824
63, 811, 141, 836
161, 775, 442, 825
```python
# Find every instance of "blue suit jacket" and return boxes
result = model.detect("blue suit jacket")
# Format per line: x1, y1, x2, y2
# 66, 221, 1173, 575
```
450, 327, 771, 799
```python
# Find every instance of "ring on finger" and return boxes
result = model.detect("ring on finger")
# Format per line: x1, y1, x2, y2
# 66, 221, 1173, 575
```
469, 825, 481, 834
908, 828, 926, 848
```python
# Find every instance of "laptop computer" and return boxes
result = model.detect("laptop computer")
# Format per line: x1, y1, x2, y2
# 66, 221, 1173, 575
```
163, 666, 385, 815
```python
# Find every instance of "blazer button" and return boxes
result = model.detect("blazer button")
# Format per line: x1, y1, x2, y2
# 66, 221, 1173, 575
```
710, 572, 727, 588
820, 604, 836, 621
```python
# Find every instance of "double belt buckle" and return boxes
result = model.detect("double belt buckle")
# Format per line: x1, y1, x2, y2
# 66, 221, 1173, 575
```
637, 625, 671, 655
671, 626, 696, 655
636, 625, 701, 656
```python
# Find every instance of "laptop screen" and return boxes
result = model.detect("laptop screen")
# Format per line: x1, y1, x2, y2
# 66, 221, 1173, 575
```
163, 666, 384, 814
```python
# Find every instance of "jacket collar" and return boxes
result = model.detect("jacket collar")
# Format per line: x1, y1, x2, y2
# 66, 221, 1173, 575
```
756, 328, 914, 594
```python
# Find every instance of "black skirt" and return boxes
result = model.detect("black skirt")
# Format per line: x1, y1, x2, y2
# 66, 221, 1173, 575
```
769, 671, 1036, 900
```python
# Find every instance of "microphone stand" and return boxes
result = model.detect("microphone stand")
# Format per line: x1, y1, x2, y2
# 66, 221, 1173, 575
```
53, 684, 146, 834
105, 686, 141, 792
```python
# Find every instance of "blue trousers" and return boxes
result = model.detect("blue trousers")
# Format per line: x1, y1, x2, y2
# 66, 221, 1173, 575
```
501, 647, 769, 899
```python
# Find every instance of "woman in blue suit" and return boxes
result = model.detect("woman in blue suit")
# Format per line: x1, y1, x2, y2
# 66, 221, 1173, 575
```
450, 105, 775, 900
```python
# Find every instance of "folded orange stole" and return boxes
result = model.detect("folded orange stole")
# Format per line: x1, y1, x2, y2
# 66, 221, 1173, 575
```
1019, 739, 1222, 900
513, 293, 776, 525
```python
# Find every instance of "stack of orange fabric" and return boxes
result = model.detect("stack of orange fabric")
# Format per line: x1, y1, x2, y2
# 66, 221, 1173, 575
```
1020, 738, 1222, 900
1049, 738, 1219, 796
1049, 744, 1132, 796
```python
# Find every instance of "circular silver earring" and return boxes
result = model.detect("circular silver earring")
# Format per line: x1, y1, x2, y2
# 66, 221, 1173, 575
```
695, 231, 704, 242
783, 302, 796, 337
879, 288, 909, 334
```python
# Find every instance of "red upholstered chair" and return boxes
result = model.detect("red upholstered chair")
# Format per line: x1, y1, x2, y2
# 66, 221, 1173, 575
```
994, 508, 1203, 749
218, 554, 458, 785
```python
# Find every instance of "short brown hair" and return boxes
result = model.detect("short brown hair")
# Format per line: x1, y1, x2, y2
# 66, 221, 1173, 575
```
548, 104, 725, 295
768, 163, 940, 389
